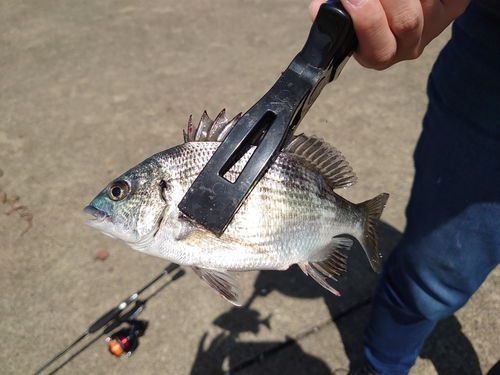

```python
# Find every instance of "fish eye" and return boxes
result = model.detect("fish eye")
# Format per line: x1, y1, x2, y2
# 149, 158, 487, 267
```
107, 180, 130, 201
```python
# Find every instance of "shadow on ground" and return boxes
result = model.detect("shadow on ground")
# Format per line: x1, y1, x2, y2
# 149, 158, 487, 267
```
189, 221, 483, 375
421, 317, 482, 375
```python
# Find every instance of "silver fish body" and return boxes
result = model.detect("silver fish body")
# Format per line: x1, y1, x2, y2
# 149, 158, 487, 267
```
85, 110, 389, 305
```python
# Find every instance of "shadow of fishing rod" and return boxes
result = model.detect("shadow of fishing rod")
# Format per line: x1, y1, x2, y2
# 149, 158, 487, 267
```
32, 263, 185, 375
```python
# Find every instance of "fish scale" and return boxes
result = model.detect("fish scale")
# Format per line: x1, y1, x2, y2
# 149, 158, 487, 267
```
85, 110, 389, 305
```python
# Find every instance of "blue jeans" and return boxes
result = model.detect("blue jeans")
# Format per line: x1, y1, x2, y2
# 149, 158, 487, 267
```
363, 2, 500, 374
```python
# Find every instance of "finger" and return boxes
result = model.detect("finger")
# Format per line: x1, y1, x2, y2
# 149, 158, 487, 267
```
339, 0, 397, 69
379, 0, 424, 61
420, 0, 470, 44
310, 0, 396, 69
308, 0, 325, 22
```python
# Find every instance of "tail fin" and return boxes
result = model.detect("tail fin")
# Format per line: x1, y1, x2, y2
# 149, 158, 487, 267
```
357, 193, 389, 273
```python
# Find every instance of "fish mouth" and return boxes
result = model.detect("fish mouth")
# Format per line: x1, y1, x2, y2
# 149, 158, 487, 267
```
84, 205, 110, 224
84, 205, 120, 240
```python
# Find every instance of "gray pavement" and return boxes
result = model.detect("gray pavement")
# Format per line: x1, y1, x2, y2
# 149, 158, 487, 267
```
1, 1, 499, 374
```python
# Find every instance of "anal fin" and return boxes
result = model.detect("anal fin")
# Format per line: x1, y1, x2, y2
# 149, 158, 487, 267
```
298, 237, 352, 297
191, 266, 241, 306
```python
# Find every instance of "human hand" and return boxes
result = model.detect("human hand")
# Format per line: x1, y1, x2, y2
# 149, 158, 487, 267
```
309, 0, 470, 70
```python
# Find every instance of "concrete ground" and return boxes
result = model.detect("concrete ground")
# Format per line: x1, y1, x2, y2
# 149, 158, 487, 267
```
1, 0, 499, 374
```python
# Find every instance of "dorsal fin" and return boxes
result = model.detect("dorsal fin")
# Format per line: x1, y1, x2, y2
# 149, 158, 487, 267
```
182, 112, 356, 189
183, 109, 242, 143
284, 134, 357, 189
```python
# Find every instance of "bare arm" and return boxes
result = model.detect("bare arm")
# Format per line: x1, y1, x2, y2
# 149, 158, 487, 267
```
309, 0, 470, 70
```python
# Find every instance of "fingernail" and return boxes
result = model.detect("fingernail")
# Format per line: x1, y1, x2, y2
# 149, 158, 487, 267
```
346, 0, 366, 6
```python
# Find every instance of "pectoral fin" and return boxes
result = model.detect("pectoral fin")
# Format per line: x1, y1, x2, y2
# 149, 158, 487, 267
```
191, 266, 241, 306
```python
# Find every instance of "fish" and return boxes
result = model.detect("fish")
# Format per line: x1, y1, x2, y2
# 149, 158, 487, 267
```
84, 110, 389, 306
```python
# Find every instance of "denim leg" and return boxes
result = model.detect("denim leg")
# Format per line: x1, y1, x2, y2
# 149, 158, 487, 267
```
362, 10, 500, 375
364, 202, 500, 374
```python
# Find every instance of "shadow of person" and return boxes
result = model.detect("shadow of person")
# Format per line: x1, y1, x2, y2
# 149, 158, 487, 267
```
189, 298, 332, 375
191, 288, 333, 374
189, 332, 333, 375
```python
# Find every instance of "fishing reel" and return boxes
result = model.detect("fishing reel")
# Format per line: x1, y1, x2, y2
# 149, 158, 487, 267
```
106, 319, 148, 357
32, 264, 185, 375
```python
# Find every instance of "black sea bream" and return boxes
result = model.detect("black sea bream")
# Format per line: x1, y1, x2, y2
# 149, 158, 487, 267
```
85, 110, 389, 305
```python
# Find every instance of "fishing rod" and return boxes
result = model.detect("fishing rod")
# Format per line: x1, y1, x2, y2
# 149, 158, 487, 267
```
32, 263, 184, 375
